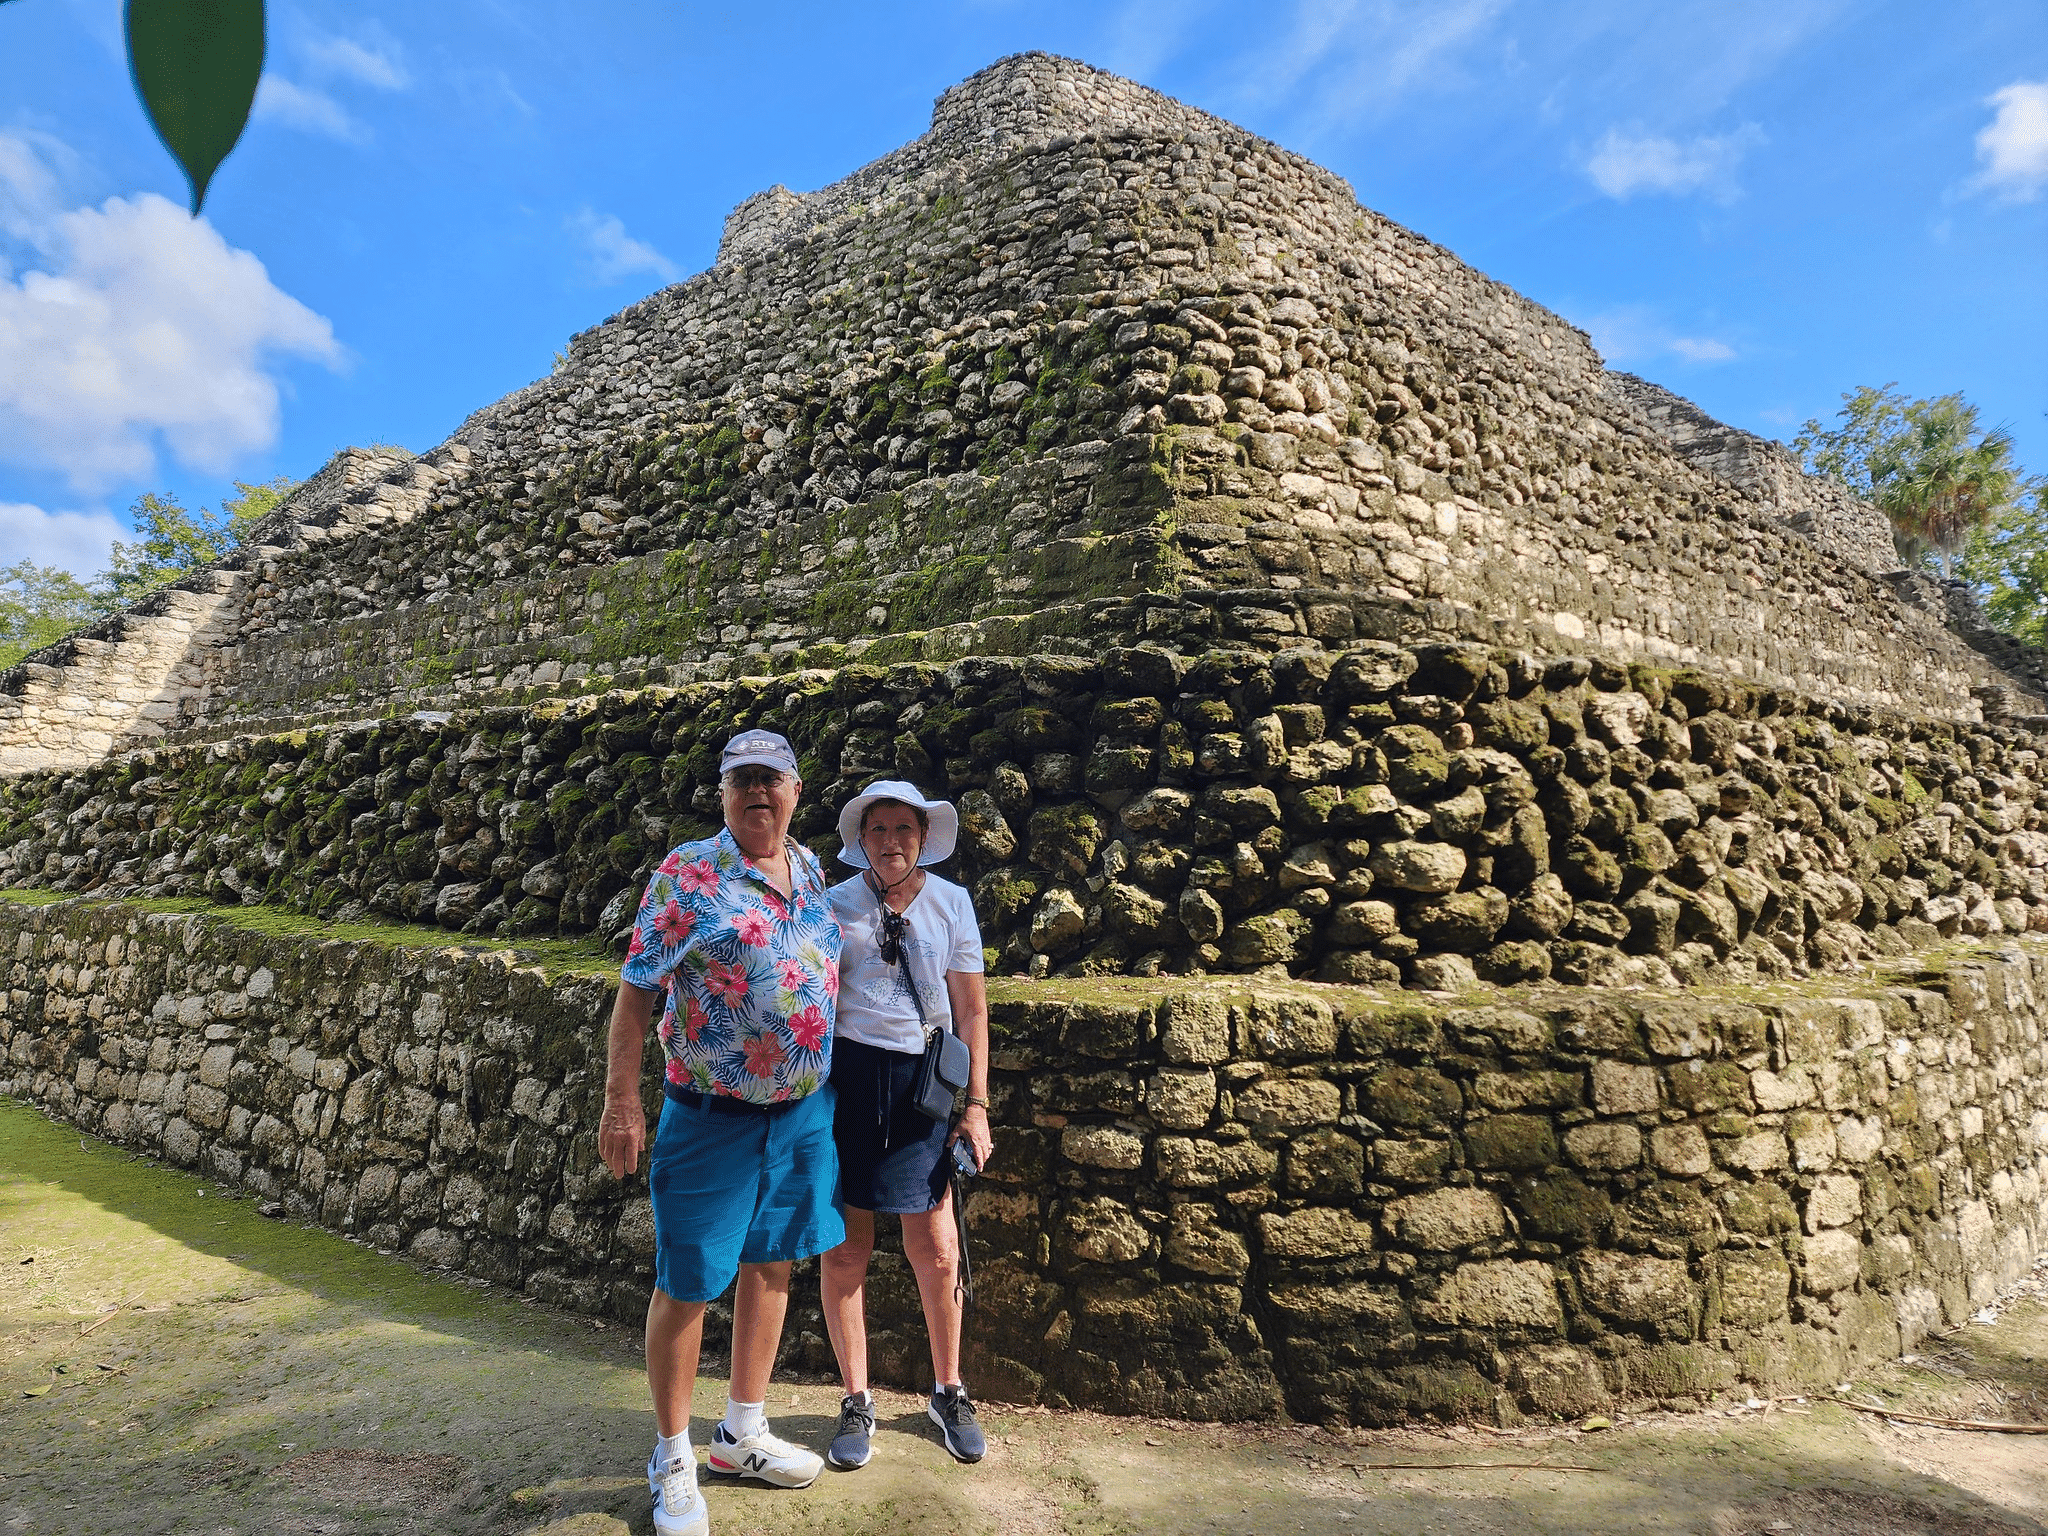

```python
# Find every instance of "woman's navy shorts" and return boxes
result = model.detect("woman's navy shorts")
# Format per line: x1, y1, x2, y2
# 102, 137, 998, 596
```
830, 1037, 950, 1214
646, 1082, 844, 1303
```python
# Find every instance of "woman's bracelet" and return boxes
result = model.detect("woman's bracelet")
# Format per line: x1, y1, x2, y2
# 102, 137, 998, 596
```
965, 1094, 988, 1108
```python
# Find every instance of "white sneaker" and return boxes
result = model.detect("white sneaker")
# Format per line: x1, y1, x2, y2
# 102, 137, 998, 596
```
648, 1450, 709, 1536
705, 1421, 824, 1488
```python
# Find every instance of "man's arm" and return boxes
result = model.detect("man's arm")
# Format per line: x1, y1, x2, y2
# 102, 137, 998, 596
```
598, 981, 661, 1179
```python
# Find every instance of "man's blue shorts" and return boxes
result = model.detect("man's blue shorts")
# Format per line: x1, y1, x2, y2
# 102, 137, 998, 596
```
647, 1083, 845, 1304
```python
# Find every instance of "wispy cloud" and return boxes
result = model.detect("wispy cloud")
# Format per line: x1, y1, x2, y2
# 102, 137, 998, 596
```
300, 26, 409, 91
1219, 0, 1511, 138
0, 502, 125, 578
1578, 305, 1738, 367
1584, 123, 1765, 201
1971, 80, 2048, 203
253, 75, 366, 143
568, 209, 680, 285
0, 132, 343, 492
255, 22, 410, 143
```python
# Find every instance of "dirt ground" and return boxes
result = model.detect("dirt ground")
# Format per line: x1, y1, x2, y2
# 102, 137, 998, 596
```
3, 1098, 2043, 1536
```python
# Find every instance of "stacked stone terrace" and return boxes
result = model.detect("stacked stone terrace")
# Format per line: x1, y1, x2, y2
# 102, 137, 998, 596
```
3, 53, 2045, 775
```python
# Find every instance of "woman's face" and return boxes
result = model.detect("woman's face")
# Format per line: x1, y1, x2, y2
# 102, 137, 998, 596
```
861, 801, 925, 883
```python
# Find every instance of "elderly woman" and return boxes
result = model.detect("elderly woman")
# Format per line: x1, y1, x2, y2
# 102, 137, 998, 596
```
818, 779, 994, 1470
598, 730, 842, 1536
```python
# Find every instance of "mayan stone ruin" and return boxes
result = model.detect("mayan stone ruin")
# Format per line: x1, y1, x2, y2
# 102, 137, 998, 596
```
2, 54, 2044, 1424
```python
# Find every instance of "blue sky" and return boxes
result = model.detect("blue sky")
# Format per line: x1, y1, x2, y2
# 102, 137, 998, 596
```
1, 0, 2042, 576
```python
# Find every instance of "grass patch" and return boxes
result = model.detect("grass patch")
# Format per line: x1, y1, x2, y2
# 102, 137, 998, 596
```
0, 888, 622, 982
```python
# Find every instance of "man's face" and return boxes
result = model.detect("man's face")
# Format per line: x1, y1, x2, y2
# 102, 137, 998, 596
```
721, 765, 800, 846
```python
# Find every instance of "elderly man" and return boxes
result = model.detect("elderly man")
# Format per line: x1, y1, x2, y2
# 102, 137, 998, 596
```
599, 729, 841, 1536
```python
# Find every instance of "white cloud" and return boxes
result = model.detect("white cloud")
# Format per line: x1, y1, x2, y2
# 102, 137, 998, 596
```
1669, 336, 1737, 363
0, 502, 124, 578
252, 75, 366, 143
255, 22, 408, 143
1972, 80, 2048, 202
1585, 123, 1765, 200
300, 28, 409, 91
1579, 305, 1737, 367
1217, 0, 1511, 137
0, 133, 343, 493
569, 209, 680, 285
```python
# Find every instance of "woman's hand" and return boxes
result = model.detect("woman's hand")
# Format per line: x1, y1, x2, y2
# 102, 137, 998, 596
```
953, 1102, 994, 1170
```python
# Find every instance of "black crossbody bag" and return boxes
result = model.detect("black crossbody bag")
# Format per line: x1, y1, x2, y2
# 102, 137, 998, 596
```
884, 903, 971, 1122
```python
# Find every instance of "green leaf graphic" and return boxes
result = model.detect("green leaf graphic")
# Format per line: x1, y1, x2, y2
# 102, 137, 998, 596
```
124, 0, 265, 214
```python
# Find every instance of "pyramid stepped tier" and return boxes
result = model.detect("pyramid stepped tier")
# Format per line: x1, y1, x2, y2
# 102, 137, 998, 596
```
3, 54, 2044, 776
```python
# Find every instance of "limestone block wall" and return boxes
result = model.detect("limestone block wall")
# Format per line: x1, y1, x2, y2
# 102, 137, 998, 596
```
8, 640, 2048, 995
3, 892, 2042, 1422
0, 447, 471, 776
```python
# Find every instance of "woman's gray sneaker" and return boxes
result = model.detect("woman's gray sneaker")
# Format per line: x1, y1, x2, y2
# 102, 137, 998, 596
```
928, 1385, 986, 1462
827, 1392, 875, 1470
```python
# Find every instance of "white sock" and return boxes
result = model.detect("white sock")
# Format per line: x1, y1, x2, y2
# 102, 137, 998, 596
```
655, 1427, 690, 1467
723, 1397, 767, 1440
846, 1387, 872, 1405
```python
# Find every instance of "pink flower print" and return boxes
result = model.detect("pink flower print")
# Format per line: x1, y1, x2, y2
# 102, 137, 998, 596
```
657, 1014, 674, 1045
732, 908, 773, 948
675, 859, 720, 896
776, 957, 810, 991
741, 1033, 786, 1079
822, 966, 840, 998
704, 960, 750, 1001
684, 995, 709, 1042
761, 887, 790, 922
625, 928, 647, 961
653, 899, 695, 947
787, 1004, 828, 1053
666, 1057, 688, 1084
657, 851, 684, 878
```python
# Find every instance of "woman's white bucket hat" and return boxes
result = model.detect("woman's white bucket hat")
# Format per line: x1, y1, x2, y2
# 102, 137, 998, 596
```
836, 779, 960, 868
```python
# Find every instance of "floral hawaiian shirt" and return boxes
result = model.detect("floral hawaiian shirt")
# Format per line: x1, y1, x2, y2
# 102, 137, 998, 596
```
621, 827, 841, 1105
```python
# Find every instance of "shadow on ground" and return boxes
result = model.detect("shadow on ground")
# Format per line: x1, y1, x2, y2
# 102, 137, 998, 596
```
3, 1098, 2043, 1536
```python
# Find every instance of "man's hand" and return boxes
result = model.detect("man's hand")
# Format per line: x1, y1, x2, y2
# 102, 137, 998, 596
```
600, 981, 661, 1180
599, 1094, 647, 1180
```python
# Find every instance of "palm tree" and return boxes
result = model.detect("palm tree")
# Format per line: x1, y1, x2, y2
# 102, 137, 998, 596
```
1869, 396, 2027, 577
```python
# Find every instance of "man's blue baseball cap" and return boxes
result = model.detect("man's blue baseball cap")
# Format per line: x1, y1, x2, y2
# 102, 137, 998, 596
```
720, 729, 800, 778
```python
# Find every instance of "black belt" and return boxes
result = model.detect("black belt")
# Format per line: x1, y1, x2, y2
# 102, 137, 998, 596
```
664, 1081, 800, 1116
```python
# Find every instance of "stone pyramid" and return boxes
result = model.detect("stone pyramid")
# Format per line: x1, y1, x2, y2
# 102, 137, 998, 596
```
4, 51, 2047, 991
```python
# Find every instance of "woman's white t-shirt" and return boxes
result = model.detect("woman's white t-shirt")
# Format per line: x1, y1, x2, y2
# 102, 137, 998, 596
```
829, 872, 984, 1054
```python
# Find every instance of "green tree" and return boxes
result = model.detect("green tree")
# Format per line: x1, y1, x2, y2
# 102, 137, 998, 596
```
1961, 480, 2048, 646
1797, 385, 2036, 577
0, 562, 99, 669
95, 476, 294, 608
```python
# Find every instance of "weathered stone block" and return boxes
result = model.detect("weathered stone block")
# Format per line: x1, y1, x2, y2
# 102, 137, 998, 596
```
1145, 1068, 1217, 1131
1464, 1114, 1558, 1171
1572, 1250, 1695, 1337
1234, 1077, 1341, 1131
1061, 1125, 1146, 1170
1259, 1206, 1376, 1263
1799, 1229, 1864, 1295
1416, 1260, 1563, 1329
1382, 1187, 1506, 1250
1649, 1123, 1712, 1177
1592, 1059, 1659, 1115
1563, 1122, 1642, 1171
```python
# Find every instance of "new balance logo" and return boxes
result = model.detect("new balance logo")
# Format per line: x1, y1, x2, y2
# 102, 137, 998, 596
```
744, 1452, 767, 1472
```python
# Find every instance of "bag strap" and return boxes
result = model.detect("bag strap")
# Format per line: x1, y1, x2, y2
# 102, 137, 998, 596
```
876, 880, 946, 1046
